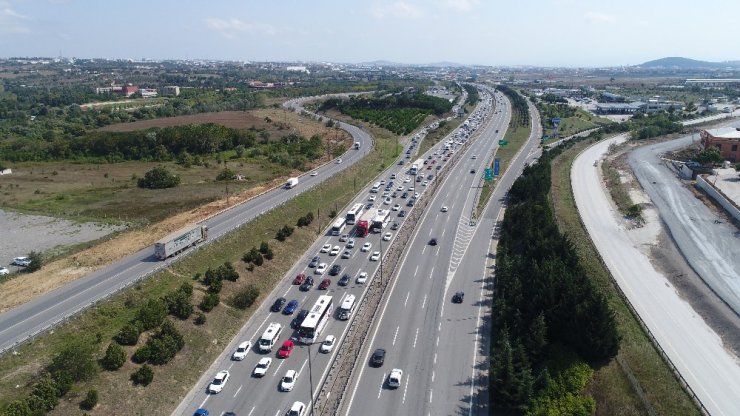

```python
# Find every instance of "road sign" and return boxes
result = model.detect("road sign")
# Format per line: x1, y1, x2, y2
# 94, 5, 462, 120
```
552, 117, 561, 126
498, 139, 508, 146
484, 168, 493, 182
493, 158, 500, 176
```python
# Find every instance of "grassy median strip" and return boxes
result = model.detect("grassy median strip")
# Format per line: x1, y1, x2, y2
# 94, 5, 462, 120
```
549, 138, 700, 416
0, 125, 399, 415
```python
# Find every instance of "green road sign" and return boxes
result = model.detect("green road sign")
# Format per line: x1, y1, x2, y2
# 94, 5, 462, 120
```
498, 139, 508, 146
484, 168, 493, 182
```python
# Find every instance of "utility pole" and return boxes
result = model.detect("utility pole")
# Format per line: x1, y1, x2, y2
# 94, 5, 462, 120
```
308, 342, 316, 416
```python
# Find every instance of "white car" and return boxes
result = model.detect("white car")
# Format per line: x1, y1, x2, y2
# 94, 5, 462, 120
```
396, 185, 404, 191
341, 249, 352, 259
280, 370, 298, 392
383, 232, 392, 241
370, 251, 381, 261
208, 370, 230, 393
310, 171, 318, 176
392, 204, 401, 211
356, 272, 368, 284
12, 257, 31, 267
315, 263, 328, 275
336, 158, 342, 164
368, 194, 377, 202
441, 206, 448, 212
253, 357, 272, 377
383, 197, 392, 205
232, 341, 252, 360
422, 181, 428, 186
329, 245, 340, 256
0, 266, 9, 276
287, 401, 306, 416
388, 368, 403, 388
404, 177, 411, 183
361, 242, 372, 252
320, 335, 336, 353
320, 244, 332, 253
414, 192, 420, 199
346, 239, 356, 249
471, 155, 477, 159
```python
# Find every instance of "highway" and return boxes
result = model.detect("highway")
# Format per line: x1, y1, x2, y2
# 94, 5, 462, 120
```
573, 131, 740, 416
0, 94, 374, 356
175, 88, 500, 416
342, 99, 542, 416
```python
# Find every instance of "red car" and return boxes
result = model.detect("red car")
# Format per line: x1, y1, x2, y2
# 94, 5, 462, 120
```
319, 278, 331, 290
277, 340, 294, 358
293, 273, 306, 285
427, 165, 432, 170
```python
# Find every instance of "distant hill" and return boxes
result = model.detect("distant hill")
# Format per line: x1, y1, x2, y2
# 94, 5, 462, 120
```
638, 57, 740, 69
357, 60, 468, 68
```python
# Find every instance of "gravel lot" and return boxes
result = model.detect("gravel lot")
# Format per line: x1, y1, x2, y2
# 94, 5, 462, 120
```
0, 210, 125, 270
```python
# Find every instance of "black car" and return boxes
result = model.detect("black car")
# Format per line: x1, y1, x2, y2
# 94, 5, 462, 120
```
292, 309, 309, 329
329, 264, 342, 276
391, 192, 398, 198
452, 291, 464, 303
429, 238, 438, 246
371, 348, 386, 367
309, 256, 320, 268
407, 200, 415, 207
401, 192, 408, 199
470, 168, 476, 174
427, 174, 433, 180
390, 222, 399, 230
270, 297, 286, 312
398, 210, 406, 217
338, 274, 351, 286
299, 276, 314, 291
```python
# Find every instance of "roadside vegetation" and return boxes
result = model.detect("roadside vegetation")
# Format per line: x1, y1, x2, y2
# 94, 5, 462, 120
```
536, 101, 612, 139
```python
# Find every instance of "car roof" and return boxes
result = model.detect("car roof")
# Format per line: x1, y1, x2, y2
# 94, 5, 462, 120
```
238, 341, 250, 348
258, 357, 270, 364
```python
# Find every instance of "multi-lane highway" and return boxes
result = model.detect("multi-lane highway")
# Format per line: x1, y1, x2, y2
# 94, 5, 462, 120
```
342, 99, 542, 416
175, 88, 502, 416
0, 95, 374, 356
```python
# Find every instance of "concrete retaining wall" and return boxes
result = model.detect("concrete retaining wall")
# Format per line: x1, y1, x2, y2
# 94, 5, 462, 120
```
696, 175, 740, 223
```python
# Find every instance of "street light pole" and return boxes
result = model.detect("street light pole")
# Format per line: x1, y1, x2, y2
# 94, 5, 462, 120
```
308, 342, 316, 416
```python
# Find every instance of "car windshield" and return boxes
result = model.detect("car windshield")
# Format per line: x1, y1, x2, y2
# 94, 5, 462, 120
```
237, 347, 247, 352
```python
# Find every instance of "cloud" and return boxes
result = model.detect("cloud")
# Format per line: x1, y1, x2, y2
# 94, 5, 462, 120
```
0, 3, 30, 34
584, 11, 616, 24
204, 18, 276, 39
441, 0, 479, 12
371, 1, 424, 19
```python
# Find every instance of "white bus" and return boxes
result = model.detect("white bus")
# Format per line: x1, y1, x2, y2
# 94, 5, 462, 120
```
346, 203, 364, 225
370, 182, 381, 193
298, 295, 334, 344
258, 322, 283, 353
371, 209, 391, 232
331, 217, 346, 236
337, 294, 356, 321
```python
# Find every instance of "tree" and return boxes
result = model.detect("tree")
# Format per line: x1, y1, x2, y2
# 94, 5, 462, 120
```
259, 241, 269, 254
131, 365, 154, 386
115, 322, 142, 346
29, 374, 59, 411
80, 389, 98, 410
136, 299, 167, 331
25, 251, 43, 272
231, 284, 260, 309
200, 293, 220, 312
216, 167, 236, 181
163, 287, 193, 319
48, 340, 97, 382
101, 342, 126, 371
694, 147, 723, 165
137, 166, 180, 189
4, 399, 32, 416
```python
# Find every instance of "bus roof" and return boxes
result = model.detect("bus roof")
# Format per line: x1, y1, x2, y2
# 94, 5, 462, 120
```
301, 295, 333, 329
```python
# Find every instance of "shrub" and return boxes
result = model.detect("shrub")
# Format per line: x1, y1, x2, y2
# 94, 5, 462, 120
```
51, 370, 73, 396
216, 167, 236, 181
220, 262, 239, 281
48, 341, 97, 382
80, 389, 98, 410
194, 312, 207, 325
137, 166, 180, 189
259, 241, 269, 254
200, 293, 220, 312
101, 343, 126, 371
115, 322, 142, 346
163, 287, 193, 319
208, 277, 223, 293
136, 299, 167, 331
30, 373, 59, 412
253, 252, 264, 266
4, 399, 32, 416
231, 284, 260, 309
264, 248, 274, 260
25, 251, 43, 272
132, 344, 151, 364
131, 365, 154, 386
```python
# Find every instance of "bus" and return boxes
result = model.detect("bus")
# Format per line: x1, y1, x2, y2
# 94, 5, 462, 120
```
346, 203, 364, 225
298, 295, 334, 344
371, 209, 390, 232
370, 182, 381, 193
331, 217, 346, 236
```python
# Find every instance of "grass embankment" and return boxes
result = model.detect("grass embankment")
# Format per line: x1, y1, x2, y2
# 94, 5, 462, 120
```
549, 139, 700, 416
0, 123, 400, 415
417, 117, 463, 156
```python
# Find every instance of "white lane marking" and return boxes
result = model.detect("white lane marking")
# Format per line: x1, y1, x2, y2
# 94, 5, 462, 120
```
403, 374, 410, 404
248, 406, 255, 416
274, 410, 280, 416
199, 393, 210, 408
430, 266, 434, 279
282, 287, 291, 297
228, 362, 234, 370
438, 322, 441, 331
273, 359, 285, 377
422, 245, 426, 255
421, 294, 427, 310
393, 326, 400, 345
378, 372, 386, 399
436, 336, 440, 346
414, 265, 419, 277
434, 353, 437, 364
297, 358, 308, 378
233, 385, 242, 398
430, 389, 433, 403
250, 315, 271, 342
404, 291, 410, 307
413, 328, 419, 349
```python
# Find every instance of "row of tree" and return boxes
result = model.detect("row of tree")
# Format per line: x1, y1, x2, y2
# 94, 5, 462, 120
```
497, 85, 530, 128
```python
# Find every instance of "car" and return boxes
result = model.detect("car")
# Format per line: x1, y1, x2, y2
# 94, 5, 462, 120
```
329, 264, 342, 276
423, 160, 428, 165
398, 210, 406, 217
427, 174, 433, 180
429, 238, 437, 246
441, 206, 448, 212
431, 159, 437, 164
383, 197, 392, 205
338, 274, 350, 286
436, 165, 442, 170
390, 173, 397, 179
12, 257, 31, 267
366, 202, 374, 209
383, 232, 392, 241
232, 341, 252, 360
0, 266, 9, 276
271, 297, 287, 312
292, 309, 309, 329
370, 251, 381, 261
427, 165, 432, 170
310, 171, 318, 176
278, 340, 294, 358
280, 369, 298, 392
422, 181, 428, 186
319, 278, 331, 290
382, 191, 390, 198
319, 335, 337, 353
414, 192, 420, 198
390, 222, 399, 230
368, 195, 377, 202
253, 357, 272, 377
293, 273, 306, 285
287, 401, 306, 416
194, 409, 209, 416
315, 263, 328, 274
208, 370, 230, 393
406, 200, 414, 207
396, 185, 404, 191
283, 300, 299, 315
356, 271, 368, 284
400, 192, 408, 199
299, 276, 314, 291
336, 158, 342, 164
388, 369, 403, 388
472, 155, 477, 159
391, 191, 398, 198
329, 245, 340, 256
371, 348, 386, 367
470, 168, 476, 174
308, 256, 320, 268
404, 177, 411, 183
399, 159, 405, 164
340, 248, 352, 259
320, 244, 332, 253
392, 204, 401, 211
346, 239, 356, 249
452, 291, 465, 303
361, 242, 372, 252
339, 234, 349, 242
379, 180, 386, 185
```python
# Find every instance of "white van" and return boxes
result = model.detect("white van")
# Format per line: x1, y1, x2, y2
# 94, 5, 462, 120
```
258, 323, 283, 353
337, 294, 356, 321
370, 182, 381, 193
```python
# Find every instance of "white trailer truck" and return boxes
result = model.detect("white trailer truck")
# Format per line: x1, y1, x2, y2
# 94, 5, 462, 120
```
154, 224, 208, 260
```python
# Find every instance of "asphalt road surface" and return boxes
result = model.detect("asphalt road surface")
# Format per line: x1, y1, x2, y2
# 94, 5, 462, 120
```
0, 94, 373, 356
573, 133, 740, 416
175, 89, 501, 416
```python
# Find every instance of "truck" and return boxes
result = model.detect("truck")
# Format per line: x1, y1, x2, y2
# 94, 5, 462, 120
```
154, 224, 208, 260
410, 158, 424, 176
354, 141, 361, 150
355, 208, 378, 237
285, 177, 299, 189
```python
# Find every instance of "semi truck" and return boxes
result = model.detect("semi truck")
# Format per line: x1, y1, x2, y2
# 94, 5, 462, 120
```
285, 177, 299, 189
154, 224, 208, 260
355, 208, 378, 237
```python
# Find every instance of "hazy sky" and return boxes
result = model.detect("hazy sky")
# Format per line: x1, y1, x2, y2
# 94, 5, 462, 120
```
1, 0, 738, 67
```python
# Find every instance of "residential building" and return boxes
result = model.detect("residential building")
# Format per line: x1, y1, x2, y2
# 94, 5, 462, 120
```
162, 85, 180, 96
121, 85, 139, 97
701, 127, 740, 162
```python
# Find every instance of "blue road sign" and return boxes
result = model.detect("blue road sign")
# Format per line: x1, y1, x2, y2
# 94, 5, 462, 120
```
494, 158, 500, 176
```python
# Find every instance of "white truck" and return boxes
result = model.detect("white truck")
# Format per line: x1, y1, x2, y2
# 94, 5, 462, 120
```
354, 141, 361, 150
285, 177, 299, 189
154, 224, 208, 260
